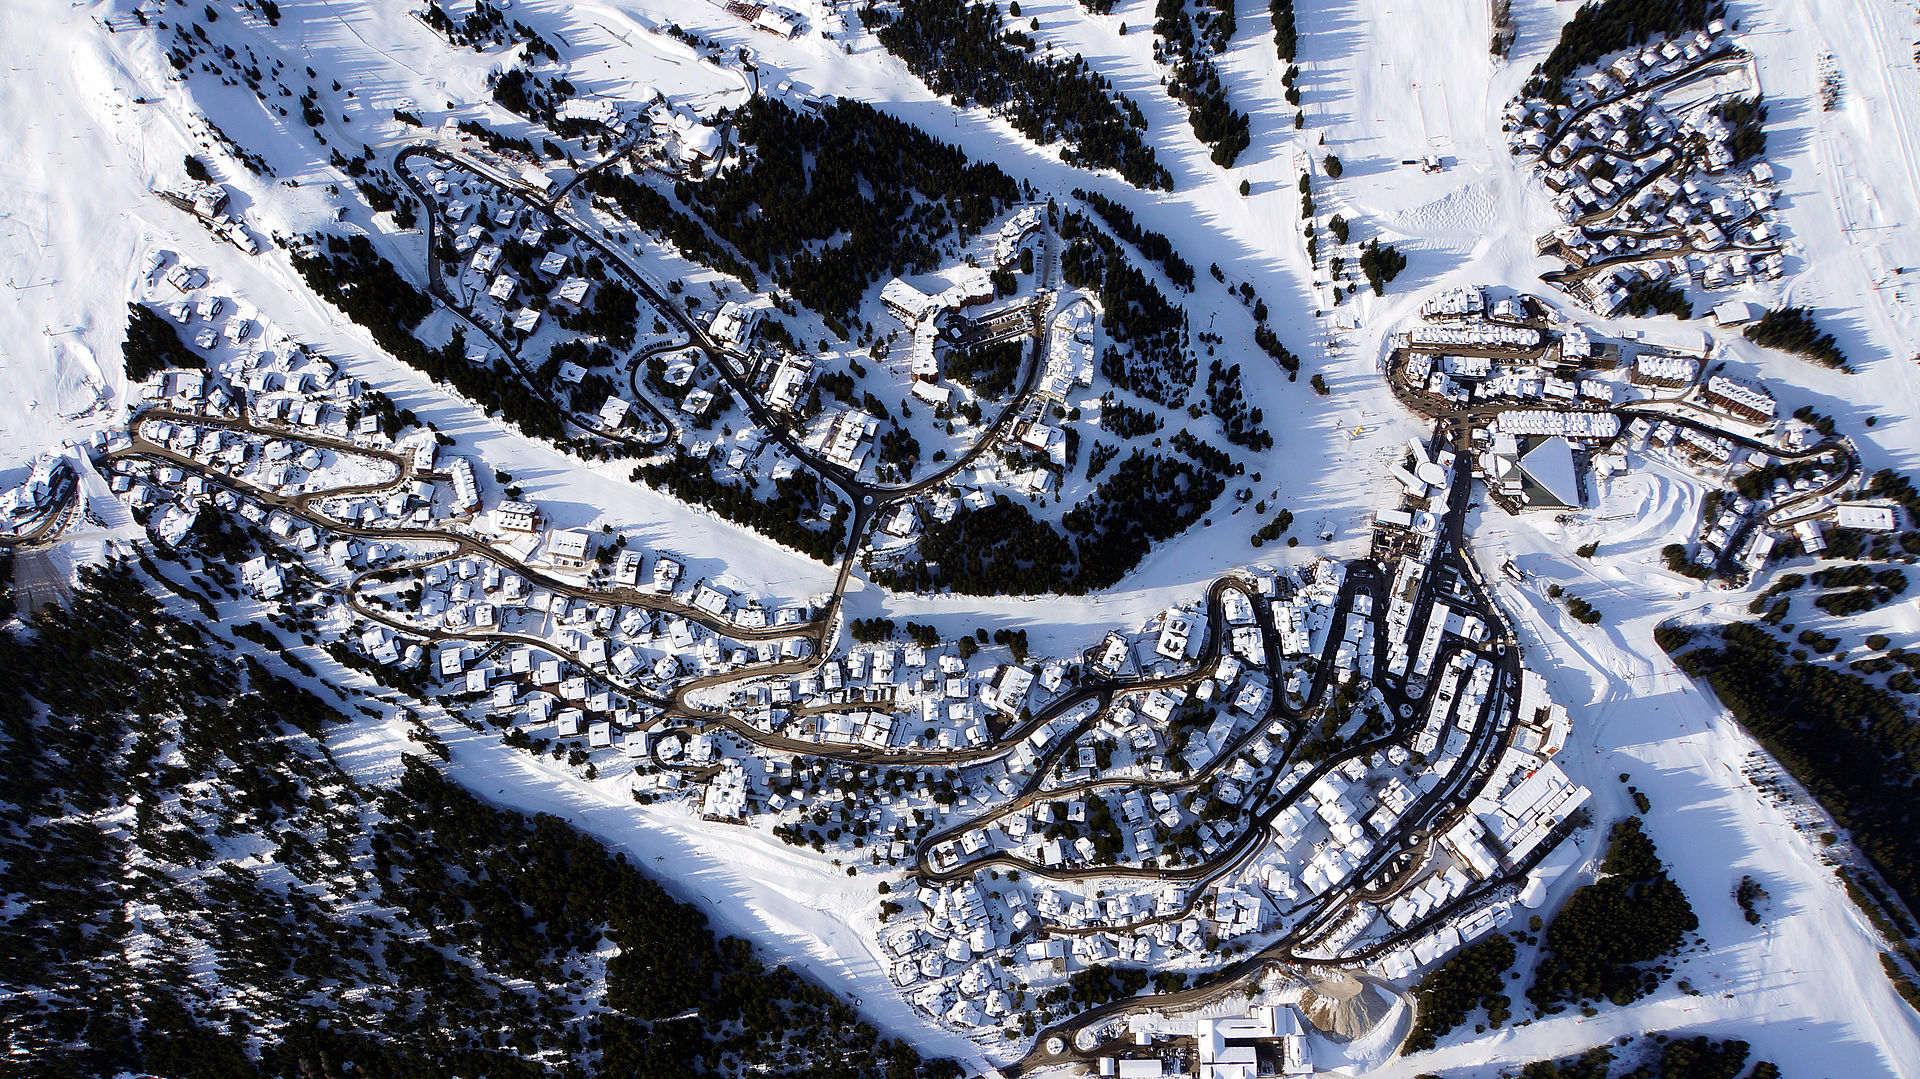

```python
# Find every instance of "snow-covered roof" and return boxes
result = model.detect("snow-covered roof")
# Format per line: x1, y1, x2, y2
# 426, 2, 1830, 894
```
1518, 437, 1581, 508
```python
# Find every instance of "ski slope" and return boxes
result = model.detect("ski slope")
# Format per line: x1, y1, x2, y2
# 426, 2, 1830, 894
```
3, 0, 1920, 1073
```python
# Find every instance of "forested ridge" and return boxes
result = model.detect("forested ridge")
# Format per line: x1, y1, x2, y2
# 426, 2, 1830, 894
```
0, 562, 957, 1079
1072, 188, 1195, 290
1525, 0, 1727, 98
1403, 933, 1515, 1051
946, 338, 1026, 399
1402, 817, 1697, 1054
1059, 212, 1194, 407
1743, 306, 1851, 371
584, 166, 760, 288
634, 458, 850, 564
1152, 0, 1251, 167
674, 97, 1018, 330
1527, 817, 1698, 1011
1665, 621, 1920, 914
871, 0, 1172, 190
123, 302, 204, 381
869, 201, 1264, 596
1506, 1034, 1778, 1079
875, 447, 1225, 595
295, 233, 567, 441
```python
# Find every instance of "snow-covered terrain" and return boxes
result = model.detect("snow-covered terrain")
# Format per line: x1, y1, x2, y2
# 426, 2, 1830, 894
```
7, 0, 1920, 1074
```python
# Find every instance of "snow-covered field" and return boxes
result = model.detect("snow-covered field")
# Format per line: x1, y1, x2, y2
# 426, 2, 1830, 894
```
322, 695, 998, 1070
7, 0, 1920, 1072
1310, 1, 1920, 1073
1418, 499, 1920, 1079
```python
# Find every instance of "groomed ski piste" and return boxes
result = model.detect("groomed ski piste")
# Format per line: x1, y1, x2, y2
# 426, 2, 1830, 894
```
4, 0, 1920, 1076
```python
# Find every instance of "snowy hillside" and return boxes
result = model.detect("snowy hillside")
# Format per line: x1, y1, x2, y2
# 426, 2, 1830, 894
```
4, 0, 1920, 1077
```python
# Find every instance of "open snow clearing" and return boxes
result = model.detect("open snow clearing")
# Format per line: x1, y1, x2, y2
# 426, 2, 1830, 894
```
4, 0, 1920, 1077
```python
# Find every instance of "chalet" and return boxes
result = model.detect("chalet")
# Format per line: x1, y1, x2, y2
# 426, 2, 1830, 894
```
681, 387, 716, 416
1155, 609, 1197, 661
1835, 503, 1900, 532
994, 205, 1043, 268
552, 277, 591, 306
823, 411, 873, 468
709, 301, 761, 350
909, 379, 951, 408
880, 502, 918, 538
881, 277, 938, 324
676, 121, 722, 166
990, 665, 1034, 717
691, 581, 730, 615
167, 263, 208, 292
1630, 352, 1697, 389
742, 0, 802, 34
1702, 374, 1776, 425
1794, 519, 1827, 555
764, 355, 813, 412
599, 397, 633, 430
943, 267, 995, 307
494, 500, 541, 534
447, 458, 480, 512
652, 556, 683, 593
909, 321, 941, 381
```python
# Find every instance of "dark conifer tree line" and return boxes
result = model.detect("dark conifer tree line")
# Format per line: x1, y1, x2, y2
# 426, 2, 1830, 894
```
122, 303, 204, 381
674, 97, 1019, 328
1099, 395, 1164, 439
1152, 0, 1251, 167
1073, 188, 1196, 289
1526, 0, 1726, 93
635, 458, 849, 563
1667, 621, 1920, 912
871, 0, 1173, 190
295, 233, 566, 440
878, 494, 1081, 596
1269, 0, 1298, 60
1712, 95, 1768, 163
1359, 238, 1408, 295
1062, 449, 1225, 589
584, 169, 759, 289
1204, 360, 1272, 451
1059, 213, 1193, 406
0, 562, 960, 1079
1403, 933, 1515, 1052
1621, 280, 1691, 319
946, 339, 1026, 399
1527, 817, 1698, 1011
1743, 306, 1851, 371
875, 445, 1224, 595
1515, 1034, 1776, 1079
